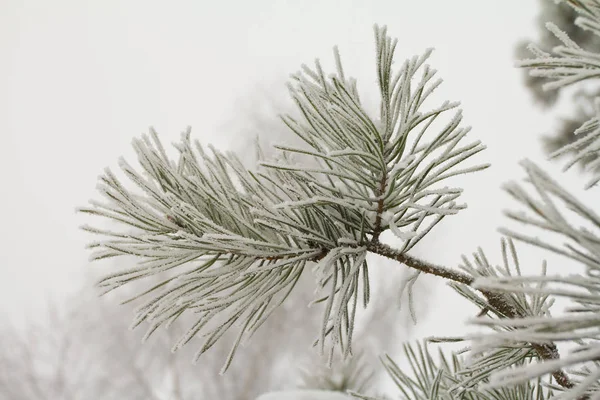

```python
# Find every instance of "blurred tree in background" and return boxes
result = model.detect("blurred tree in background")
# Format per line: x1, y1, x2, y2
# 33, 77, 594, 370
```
517, 0, 600, 171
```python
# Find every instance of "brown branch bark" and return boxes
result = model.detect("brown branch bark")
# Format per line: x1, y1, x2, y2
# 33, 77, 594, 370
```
368, 241, 474, 285
370, 173, 388, 243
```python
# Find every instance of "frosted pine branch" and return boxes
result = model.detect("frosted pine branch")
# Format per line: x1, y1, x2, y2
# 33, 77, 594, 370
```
80, 25, 488, 372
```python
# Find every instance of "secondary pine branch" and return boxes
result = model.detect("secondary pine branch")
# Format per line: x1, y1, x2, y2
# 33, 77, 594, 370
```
478, 291, 577, 392
367, 240, 578, 393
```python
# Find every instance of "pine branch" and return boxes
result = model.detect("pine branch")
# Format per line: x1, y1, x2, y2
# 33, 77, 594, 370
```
366, 239, 577, 393
81, 24, 491, 371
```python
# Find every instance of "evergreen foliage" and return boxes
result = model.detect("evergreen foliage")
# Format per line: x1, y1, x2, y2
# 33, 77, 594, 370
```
80, 1, 600, 398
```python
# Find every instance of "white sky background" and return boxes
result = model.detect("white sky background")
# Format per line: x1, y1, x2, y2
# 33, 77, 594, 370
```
2, 0, 598, 394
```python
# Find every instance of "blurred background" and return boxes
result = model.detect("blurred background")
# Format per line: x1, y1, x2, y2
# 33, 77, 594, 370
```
2, 0, 598, 398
